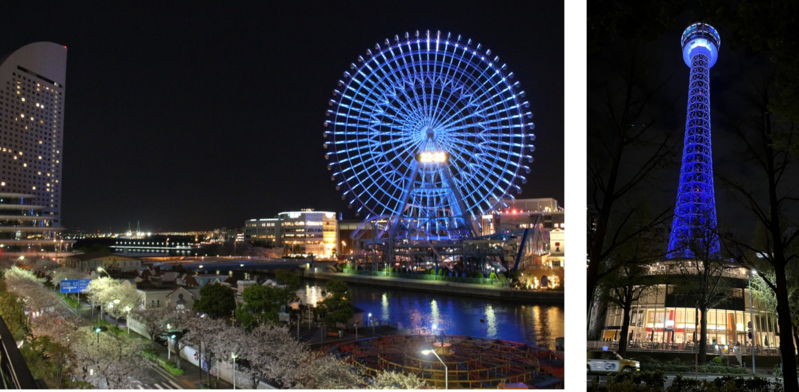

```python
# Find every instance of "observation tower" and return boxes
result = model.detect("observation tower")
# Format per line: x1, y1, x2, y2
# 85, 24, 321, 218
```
668, 23, 721, 258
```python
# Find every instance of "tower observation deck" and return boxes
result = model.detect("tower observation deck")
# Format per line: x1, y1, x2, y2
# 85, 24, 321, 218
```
668, 23, 721, 258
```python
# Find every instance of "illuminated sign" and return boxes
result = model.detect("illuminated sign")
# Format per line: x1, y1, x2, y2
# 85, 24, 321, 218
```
416, 152, 448, 163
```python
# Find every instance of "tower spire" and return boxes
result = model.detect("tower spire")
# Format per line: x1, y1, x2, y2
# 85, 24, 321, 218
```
668, 23, 722, 258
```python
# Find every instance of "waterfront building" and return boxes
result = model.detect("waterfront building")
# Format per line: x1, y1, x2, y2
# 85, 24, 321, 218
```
244, 209, 338, 258
600, 265, 777, 349
0, 43, 68, 226
110, 235, 202, 256
337, 219, 375, 255
65, 252, 140, 272
480, 198, 564, 236
243, 218, 280, 244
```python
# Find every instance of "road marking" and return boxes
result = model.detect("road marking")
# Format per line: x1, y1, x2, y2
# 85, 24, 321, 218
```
154, 384, 164, 389
168, 381, 182, 389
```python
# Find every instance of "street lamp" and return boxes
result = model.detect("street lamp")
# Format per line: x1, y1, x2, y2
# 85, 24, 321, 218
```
97, 267, 111, 278
749, 268, 757, 375
93, 326, 107, 344
421, 349, 447, 389
231, 353, 238, 390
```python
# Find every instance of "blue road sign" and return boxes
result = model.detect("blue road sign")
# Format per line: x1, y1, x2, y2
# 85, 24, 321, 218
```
60, 279, 91, 293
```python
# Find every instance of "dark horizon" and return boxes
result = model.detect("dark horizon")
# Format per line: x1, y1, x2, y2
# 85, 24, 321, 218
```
1, 1, 565, 233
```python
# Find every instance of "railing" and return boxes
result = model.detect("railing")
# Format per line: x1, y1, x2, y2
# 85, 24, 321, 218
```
340, 268, 509, 286
587, 340, 783, 356
0, 316, 39, 389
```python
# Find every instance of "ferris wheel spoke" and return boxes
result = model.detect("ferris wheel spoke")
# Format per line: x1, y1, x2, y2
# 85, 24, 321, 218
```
379, 47, 423, 117
394, 41, 429, 125
431, 39, 458, 126
359, 59, 423, 128
448, 138, 523, 173
338, 137, 419, 173
440, 99, 521, 132
411, 39, 433, 125
437, 72, 508, 129
445, 155, 490, 208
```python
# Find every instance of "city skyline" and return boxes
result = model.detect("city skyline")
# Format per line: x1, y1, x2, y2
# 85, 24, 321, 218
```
2, 2, 564, 232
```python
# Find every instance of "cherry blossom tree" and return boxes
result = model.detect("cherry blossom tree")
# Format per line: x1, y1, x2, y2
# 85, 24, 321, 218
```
87, 277, 117, 320
51, 267, 88, 289
183, 316, 229, 386
69, 327, 150, 389
294, 351, 362, 389
131, 306, 173, 347
104, 282, 141, 327
242, 324, 309, 387
368, 371, 427, 389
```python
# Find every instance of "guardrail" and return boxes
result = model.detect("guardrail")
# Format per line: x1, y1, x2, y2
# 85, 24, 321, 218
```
587, 340, 783, 356
341, 269, 509, 286
0, 316, 39, 389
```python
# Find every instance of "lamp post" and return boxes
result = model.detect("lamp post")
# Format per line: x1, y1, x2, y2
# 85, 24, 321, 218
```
125, 306, 132, 334
749, 268, 757, 375
422, 349, 447, 389
112, 299, 120, 326
167, 323, 173, 360
367, 313, 375, 336
231, 353, 238, 390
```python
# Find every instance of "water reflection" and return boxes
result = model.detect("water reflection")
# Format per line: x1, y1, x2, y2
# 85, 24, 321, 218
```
430, 299, 440, 327
486, 304, 497, 338
302, 281, 564, 349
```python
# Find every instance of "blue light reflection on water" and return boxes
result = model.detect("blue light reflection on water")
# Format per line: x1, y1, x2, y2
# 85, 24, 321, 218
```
303, 281, 564, 349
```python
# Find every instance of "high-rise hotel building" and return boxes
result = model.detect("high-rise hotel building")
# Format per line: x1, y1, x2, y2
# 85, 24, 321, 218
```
0, 42, 72, 257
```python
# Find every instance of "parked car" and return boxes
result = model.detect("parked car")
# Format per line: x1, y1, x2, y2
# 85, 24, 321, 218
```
587, 350, 640, 374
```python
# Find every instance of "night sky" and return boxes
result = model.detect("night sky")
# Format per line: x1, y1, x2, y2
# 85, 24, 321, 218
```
1, 1, 564, 233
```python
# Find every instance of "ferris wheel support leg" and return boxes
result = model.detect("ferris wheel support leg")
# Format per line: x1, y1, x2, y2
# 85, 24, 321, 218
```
441, 165, 476, 238
391, 162, 420, 239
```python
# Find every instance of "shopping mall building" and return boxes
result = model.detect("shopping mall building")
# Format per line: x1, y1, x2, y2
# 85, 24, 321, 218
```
600, 264, 777, 349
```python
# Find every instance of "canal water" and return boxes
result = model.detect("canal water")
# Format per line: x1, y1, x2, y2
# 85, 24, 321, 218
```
300, 280, 564, 350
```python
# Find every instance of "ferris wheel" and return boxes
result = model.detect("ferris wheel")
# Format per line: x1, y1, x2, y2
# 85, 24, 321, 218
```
324, 30, 534, 239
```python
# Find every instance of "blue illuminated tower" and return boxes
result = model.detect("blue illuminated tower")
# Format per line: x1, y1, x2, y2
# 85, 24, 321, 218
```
668, 23, 721, 258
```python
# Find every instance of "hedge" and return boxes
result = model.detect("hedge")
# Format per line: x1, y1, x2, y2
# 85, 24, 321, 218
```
589, 371, 781, 392
142, 348, 185, 376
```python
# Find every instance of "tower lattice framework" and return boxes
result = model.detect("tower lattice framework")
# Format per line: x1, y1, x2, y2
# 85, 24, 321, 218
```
668, 23, 721, 258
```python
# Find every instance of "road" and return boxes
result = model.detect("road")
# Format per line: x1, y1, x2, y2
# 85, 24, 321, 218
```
586, 372, 781, 387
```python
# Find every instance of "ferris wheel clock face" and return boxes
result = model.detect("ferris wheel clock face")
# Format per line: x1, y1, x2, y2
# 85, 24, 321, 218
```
324, 30, 534, 231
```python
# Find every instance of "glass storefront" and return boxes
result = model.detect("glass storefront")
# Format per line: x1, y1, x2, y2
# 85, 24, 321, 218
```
603, 285, 778, 349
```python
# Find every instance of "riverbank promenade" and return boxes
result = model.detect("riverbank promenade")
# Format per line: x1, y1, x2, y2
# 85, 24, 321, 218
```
306, 270, 564, 304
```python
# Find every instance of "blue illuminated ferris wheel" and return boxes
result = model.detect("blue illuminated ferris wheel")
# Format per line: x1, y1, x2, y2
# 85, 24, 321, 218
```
324, 30, 535, 240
